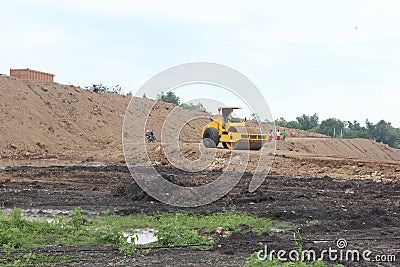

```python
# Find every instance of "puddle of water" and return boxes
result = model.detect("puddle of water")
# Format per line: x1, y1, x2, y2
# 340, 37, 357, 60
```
2, 208, 158, 245
271, 227, 286, 233
1, 208, 72, 223
2, 208, 71, 217
91, 164, 107, 167
313, 241, 329, 244
271, 221, 294, 233
0, 159, 121, 168
123, 228, 158, 245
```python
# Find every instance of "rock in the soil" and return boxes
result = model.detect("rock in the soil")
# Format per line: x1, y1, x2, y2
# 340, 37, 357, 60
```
216, 227, 232, 238
111, 182, 150, 201
9, 143, 17, 149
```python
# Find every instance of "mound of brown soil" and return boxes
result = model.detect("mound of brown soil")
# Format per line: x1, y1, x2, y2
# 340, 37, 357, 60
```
0, 76, 130, 161
277, 138, 400, 161
282, 128, 328, 138
0, 76, 209, 161
1, 76, 399, 180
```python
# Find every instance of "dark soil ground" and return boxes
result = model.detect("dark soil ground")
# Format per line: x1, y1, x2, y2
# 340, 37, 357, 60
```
0, 163, 399, 266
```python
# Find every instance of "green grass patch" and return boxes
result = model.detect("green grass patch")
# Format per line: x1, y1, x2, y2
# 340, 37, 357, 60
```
92, 210, 272, 234
89, 210, 273, 249
0, 208, 128, 254
0, 208, 273, 254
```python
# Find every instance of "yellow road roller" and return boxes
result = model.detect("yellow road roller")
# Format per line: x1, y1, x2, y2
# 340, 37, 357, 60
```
201, 107, 268, 150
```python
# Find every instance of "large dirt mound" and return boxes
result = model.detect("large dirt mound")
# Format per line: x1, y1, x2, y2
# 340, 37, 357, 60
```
277, 137, 400, 161
0, 76, 209, 161
0, 76, 130, 161
1, 77, 399, 180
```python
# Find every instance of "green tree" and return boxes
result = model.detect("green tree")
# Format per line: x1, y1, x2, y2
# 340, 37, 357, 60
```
367, 120, 399, 147
274, 117, 301, 129
262, 118, 273, 125
296, 113, 319, 131
317, 118, 344, 137
274, 117, 287, 127
343, 120, 368, 138
286, 120, 302, 129
180, 102, 205, 111
273, 114, 399, 148
157, 91, 180, 105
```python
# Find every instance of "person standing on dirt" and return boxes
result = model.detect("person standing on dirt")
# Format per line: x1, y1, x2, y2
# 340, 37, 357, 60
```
276, 129, 281, 140
268, 129, 273, 142
145, 130, 156, 142
145, 130, 152, 142
150, 130, 156, 142
281, 129, 287, 141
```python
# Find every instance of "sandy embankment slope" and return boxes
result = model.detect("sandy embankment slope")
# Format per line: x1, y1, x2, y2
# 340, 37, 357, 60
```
1, 76, 399, 180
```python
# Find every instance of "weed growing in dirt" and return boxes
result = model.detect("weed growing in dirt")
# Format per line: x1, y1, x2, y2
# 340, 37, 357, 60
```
161, 211, 272, 234
0, 208, 56, 251
305, 219, 320, 227
151, 211, 272, 247
156, 223, 209, 248
71, 208, 84, 229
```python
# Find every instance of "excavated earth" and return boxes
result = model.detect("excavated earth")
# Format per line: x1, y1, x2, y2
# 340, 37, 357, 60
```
0, 164, 399, 266
0, 76, 399, 266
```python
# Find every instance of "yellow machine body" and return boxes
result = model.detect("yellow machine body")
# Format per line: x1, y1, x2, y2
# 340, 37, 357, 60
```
201, 107, 268, 150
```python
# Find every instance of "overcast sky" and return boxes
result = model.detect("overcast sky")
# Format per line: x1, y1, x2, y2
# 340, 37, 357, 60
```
1, 0, 399, 127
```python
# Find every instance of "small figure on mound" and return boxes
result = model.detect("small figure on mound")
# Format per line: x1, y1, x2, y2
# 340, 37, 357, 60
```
92, 84, 99, 92
268, 129, 273, 142
145, 130, 156, 142
276, 129, 281, 140
281, 129, 287, 141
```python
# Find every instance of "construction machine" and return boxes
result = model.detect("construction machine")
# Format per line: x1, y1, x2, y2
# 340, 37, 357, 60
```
201, 107, 268, 150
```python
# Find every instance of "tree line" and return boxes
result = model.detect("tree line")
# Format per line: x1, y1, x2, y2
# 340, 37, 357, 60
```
273, 114, 400, 148
89, 88, 399, 148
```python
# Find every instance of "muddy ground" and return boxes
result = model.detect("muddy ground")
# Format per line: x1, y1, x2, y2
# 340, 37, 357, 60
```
0, 163, 399, 266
